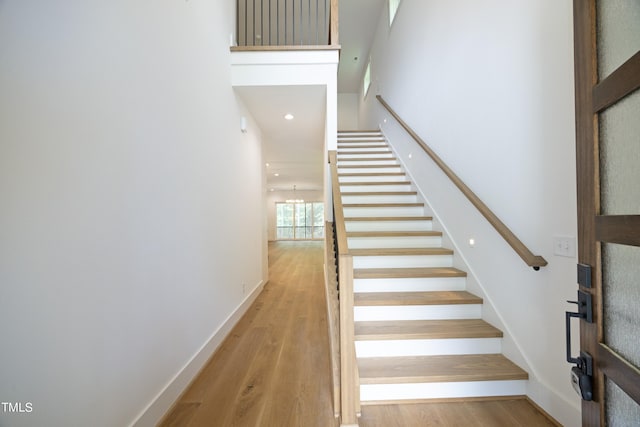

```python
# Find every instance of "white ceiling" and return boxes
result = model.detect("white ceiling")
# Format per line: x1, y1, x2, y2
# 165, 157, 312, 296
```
237, 0, 384, 192
235, 85, 327, 191
338, 0, 385, 93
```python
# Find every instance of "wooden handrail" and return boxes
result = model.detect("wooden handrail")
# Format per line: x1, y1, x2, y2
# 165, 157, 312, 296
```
328, 150, 359, 426
377, 95, 548, 270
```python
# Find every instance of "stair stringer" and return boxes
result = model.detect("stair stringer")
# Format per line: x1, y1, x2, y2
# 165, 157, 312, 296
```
379, 129, 539, 388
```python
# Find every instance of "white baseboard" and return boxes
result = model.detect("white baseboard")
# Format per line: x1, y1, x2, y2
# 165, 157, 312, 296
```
130, 280, 266, 427
527, 377, 581, 427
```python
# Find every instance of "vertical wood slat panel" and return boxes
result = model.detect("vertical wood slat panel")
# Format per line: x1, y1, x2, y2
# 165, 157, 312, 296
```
330, 0, 338, 46
236, 0, 333, 46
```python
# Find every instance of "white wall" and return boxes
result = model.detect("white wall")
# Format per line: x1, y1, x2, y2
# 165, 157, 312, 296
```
338, 93, 359, 130
0, 2, 267, 426
359, 1, 580, 425
267, 190, 325, 241
230, 50, 339, 225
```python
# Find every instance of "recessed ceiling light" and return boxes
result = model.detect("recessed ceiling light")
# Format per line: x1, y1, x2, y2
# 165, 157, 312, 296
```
274, 173, 279, 177
284, 113, 294, 120
265, 163, 270, 167
270, 188, 275, 192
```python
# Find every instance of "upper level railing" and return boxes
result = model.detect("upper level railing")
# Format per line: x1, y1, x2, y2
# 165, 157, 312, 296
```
236, 0, 339, 48
377, 95, 548, 271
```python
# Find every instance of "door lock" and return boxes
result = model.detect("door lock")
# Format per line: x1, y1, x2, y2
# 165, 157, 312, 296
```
566, 290, 594, 401
570, 352, 593, 401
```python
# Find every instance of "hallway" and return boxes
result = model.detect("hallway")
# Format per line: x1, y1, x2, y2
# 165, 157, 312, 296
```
161, 241, 558, 426
160, 241, 337, 426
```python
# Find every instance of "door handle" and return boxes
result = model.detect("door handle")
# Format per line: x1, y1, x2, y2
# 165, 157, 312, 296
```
565, 290, 593, 401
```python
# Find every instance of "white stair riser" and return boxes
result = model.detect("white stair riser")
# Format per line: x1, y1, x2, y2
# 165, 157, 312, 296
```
338, 147, 390, 153
343, 206, 424, 217
359, 380, 527, 402
338, 144, 388, 150
339, 175, 407, 183
338, 146, 388, 151
355, 338, 502, 358
338, 136, 384, 141
338, 160, 398, 167
353, 254, 453, 269
338, 166, 402, 174
341, 194, 418, 204
354, 277, 466, 293
346, 220, 433, 232
341, 184, 412, 192
354, 304, 482, 321
348, 236, 442, 249
338, 152, 392, 159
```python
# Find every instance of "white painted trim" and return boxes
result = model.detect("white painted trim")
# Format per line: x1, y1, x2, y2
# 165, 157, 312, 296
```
230, 50, 340, 66
354, 276, 466, 293
356, 338, 502, 358
354, 304, 482, 321
130, 280, 266, 427
360, 380, 527, 401
352, 253, 453, 269
528, 376, 580, 427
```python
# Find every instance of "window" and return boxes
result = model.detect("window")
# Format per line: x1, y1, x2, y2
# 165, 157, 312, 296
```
276, 202, 324, 240
363, 60, 371, 97
389, 0, 402, 26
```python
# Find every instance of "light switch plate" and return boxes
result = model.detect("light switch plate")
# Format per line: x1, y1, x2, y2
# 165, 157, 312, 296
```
554, 235, 576, 257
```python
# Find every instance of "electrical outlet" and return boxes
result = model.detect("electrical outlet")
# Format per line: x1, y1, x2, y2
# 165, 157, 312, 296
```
554, 236, 576, 257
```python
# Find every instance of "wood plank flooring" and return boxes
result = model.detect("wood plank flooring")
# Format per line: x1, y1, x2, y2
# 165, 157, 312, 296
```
160, 241, 336, 427
159, 241, 558, 427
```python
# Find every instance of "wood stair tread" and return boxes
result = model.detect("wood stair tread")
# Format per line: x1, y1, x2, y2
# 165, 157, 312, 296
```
339, 172, 405, 177
350, 248, 453, 256
358, 354, 528, 384
354, 291, 482, 306
338, 151, 391, 155
338, 144, 388, 149
341, 191, 418, 196
343, 203, 423, 208
337, 138, 385, 142
354, 267, 466, 279
340, 181, 412, 186
337, 157, 397, 161
355, 319, 503, 340
339, 164, 401, 169
347, 230, 438, 237
337, 142, 386, 146
345, 216, 432, 221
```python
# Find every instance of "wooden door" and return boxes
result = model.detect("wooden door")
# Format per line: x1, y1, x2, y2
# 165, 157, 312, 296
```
573, 0, 640, 425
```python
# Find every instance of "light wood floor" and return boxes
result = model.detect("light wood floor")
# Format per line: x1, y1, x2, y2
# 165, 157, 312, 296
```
160, 241, 558, 427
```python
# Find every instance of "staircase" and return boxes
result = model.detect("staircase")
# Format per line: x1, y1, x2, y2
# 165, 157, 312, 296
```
336, 130, 528, 405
